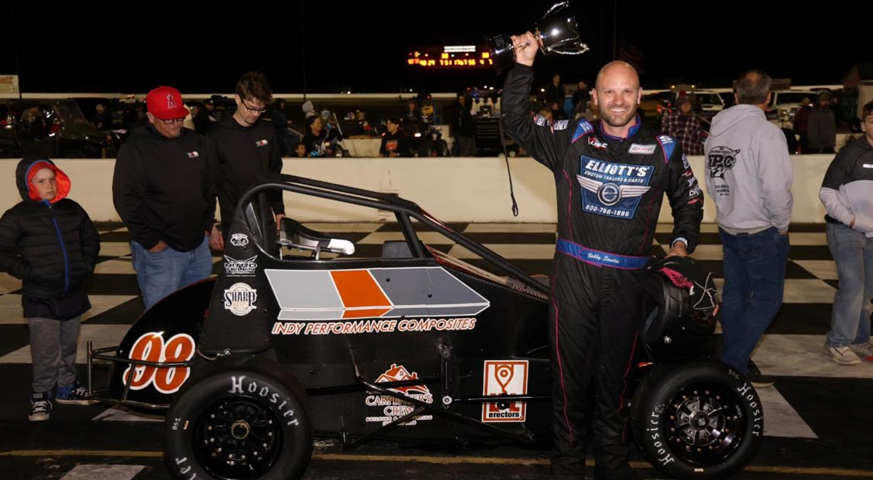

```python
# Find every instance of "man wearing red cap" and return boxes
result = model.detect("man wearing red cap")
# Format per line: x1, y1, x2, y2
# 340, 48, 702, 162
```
112, 86, 218, 309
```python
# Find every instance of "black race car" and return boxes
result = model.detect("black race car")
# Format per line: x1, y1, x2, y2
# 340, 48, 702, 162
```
88, 174, 763, 480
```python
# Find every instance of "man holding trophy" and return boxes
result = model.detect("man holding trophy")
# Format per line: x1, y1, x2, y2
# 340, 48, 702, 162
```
500, 17, 704, 480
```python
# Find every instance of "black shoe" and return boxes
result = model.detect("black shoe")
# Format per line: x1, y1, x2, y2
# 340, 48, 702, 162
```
747, 361, 774, 388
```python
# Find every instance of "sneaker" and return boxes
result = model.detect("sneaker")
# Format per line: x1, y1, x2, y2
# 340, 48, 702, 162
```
849, 343, 873, 362
746, 362, 774, 388
29, 392, 52, 422
824, 344, 862, 365
56, 381, 95, 406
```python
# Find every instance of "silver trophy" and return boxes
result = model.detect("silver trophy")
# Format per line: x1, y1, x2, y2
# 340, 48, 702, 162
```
486, 1, 589, 74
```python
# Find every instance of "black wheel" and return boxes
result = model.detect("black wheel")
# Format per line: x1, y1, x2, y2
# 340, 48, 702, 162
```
164, 362, 312, 480
630, 360, 763, 480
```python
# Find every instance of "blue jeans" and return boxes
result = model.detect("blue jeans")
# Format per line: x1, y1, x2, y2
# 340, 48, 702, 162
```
826, 223, 873, 347
130, 236, 213, 310
719, 227, 790, 374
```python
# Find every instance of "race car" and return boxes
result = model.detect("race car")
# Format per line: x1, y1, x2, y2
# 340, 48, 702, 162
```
87, 174, 763, 480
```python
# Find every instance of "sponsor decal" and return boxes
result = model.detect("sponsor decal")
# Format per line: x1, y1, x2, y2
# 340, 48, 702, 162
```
264, 267, 489, 322
736, 382, 764, 437
687, 176, 698, 187
629, 143, 657, 155
123, 332, 195, 394
714, 184, 731, 197
689, 186, 702, 198
588, 136, 608, 150
271, 317, 478, 336
553, 119, 569, 131
227, 375, 300, 426
482, 361, 529, 423
707, 146, 741, 179
534, 115, 548, 127
681, 153, 691, 170
365, 364, 433, 426
224, 255, 257, 277
864, 164, 873, 169
577, 157, 653, 219
256, 139, 269, 147
572, 119, 594, 143
224, 283, 257, 316
186, 151, 199, 159
647, 403, 676, 466
230, 234, 249, 248
658, 135, 674, 146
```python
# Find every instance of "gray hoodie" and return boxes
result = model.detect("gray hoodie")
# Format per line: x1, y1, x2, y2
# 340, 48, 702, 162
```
703, 104, 793, 233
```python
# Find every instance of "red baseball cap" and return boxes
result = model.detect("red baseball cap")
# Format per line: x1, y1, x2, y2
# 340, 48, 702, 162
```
146, 86, 190, 120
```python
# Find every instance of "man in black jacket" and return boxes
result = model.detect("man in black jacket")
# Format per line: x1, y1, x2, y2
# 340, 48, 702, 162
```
112, 86, 218, 309
207, 72, 285, 249
503, 32, 703, 480
451, 93, 476, 156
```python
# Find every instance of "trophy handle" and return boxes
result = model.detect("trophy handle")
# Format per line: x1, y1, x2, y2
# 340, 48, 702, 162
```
541, 1, 571, 20
545, 41, 590, 56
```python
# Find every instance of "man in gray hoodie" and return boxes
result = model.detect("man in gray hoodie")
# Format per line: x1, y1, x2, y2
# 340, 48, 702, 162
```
704, 70, 793, 383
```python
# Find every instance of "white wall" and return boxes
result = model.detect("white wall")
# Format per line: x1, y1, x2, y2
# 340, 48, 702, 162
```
0, 156, 831, 223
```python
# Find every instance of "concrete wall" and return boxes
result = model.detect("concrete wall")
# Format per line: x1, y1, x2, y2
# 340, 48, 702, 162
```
0, 156, 832, 223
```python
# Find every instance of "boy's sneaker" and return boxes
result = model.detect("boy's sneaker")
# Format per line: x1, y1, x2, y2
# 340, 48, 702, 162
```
824, 344, 862, 365
849, 343, 873, 362
29, 392, 52, 422
56, 381, 95, 406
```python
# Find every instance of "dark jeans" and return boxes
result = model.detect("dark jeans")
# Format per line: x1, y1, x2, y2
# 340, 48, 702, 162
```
719, 227, 789, 374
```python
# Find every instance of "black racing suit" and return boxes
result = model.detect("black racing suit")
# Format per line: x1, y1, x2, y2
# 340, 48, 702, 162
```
503, 64, 703, 479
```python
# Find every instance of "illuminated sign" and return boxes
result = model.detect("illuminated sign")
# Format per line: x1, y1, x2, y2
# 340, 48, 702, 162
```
407, 47, 493, 69
444, 45, 477, 53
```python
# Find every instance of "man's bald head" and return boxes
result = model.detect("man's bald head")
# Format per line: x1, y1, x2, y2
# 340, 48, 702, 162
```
595, 61, 640, 91
736, 69, 771, 105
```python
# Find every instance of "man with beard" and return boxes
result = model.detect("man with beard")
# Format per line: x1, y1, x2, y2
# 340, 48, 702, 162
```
502, 31, 703, 480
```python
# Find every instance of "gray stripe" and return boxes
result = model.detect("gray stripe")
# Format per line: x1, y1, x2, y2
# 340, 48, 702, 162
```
265, 270, 342, 311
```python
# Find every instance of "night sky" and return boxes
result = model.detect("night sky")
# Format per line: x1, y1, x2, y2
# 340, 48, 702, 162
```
1, 1, 867, 95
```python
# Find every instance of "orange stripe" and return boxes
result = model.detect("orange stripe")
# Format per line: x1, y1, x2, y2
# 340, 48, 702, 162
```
343, 308, 392, 319
331, 270, 392, 310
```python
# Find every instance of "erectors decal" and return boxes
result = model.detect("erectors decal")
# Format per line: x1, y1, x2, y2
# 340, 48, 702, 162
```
264, 266, 489, 323
123, 332, 196, 394
482, 360, 529, 423
224, 255, 257, 277
230, 234, 249, 248
577, 156, 653, 219
365, 364, 433, 427
224, 283, 257, 316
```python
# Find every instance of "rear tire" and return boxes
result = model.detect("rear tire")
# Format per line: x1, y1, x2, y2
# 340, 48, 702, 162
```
630, 360, 763, 480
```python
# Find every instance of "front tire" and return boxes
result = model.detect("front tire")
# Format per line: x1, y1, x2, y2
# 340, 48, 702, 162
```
630, 360, 764, 480
164, 362, 312, 480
